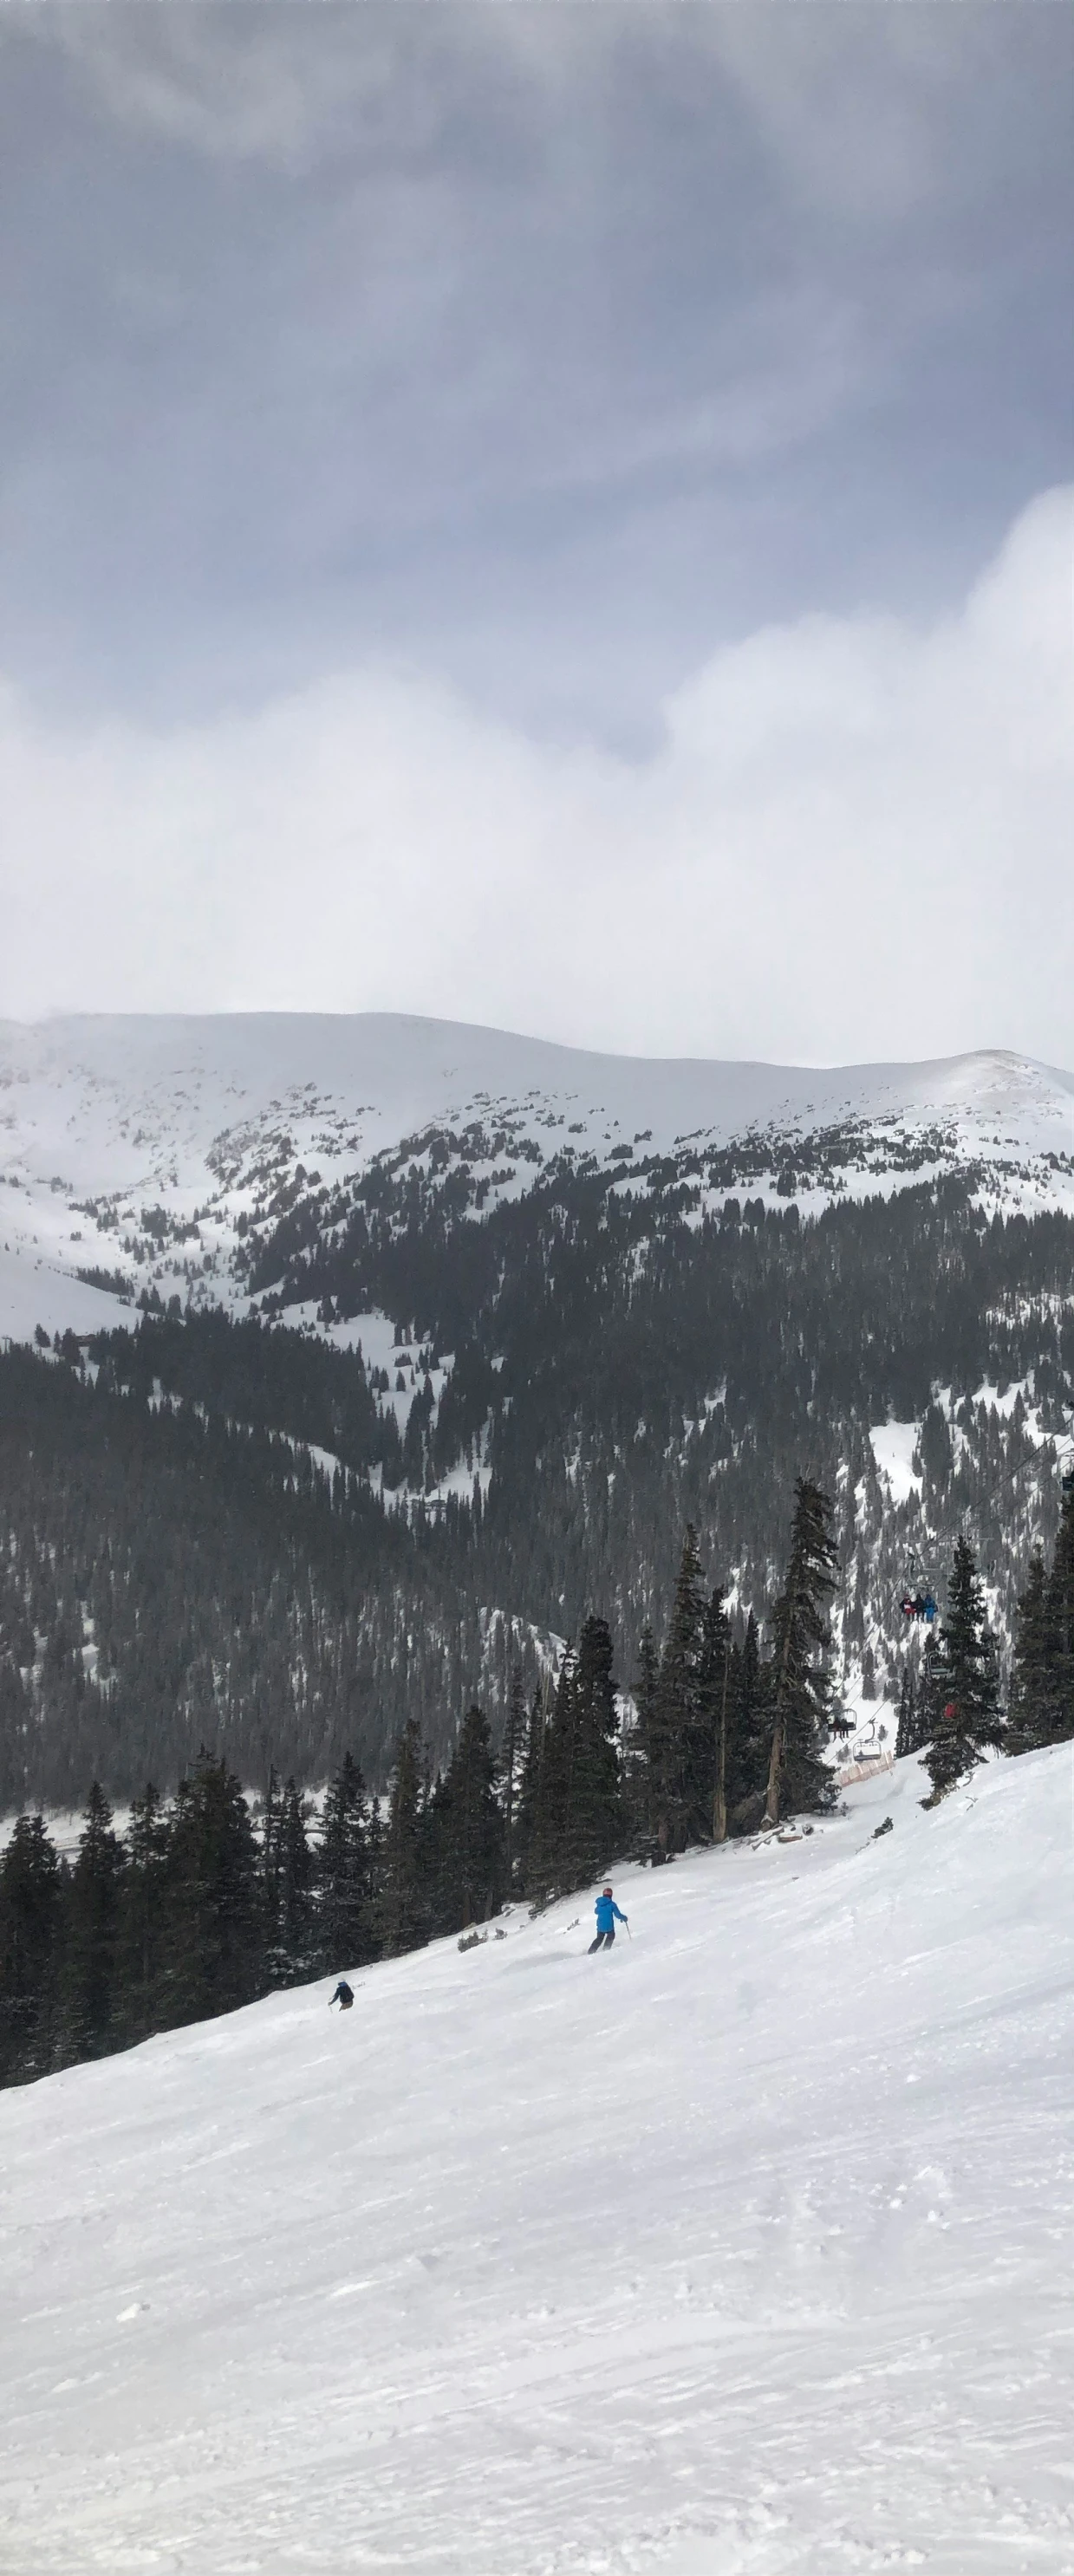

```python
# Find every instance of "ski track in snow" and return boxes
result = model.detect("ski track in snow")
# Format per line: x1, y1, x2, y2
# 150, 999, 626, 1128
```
2, 1751, 1073, 2574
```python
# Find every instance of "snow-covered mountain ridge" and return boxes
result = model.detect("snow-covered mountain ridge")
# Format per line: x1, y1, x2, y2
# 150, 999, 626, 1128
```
1, 1014, 1071, 1341
3, 1015, 1071, 1801
2, 1743, 1071, 2575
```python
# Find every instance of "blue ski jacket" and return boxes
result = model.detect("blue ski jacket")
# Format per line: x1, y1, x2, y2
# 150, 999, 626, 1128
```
595, 1893, 627, 1933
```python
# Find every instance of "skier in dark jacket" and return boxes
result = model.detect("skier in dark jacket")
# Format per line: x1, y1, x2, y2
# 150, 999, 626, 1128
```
589, 1886, 628, 1953
329, 1980, 354, 2010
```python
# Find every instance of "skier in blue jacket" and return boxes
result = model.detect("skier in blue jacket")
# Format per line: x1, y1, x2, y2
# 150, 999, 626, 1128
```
589, 1885, 628, 1953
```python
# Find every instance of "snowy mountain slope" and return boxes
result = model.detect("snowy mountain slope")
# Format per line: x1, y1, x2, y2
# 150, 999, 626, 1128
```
1, 1014, 1071, 1339
2, 1747, 1072, 2576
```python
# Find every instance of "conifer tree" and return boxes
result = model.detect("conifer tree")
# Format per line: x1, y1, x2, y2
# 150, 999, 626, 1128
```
160, 1749, 264, 2026
117, 1782, 170, 2043
1007, 1548, 1050, 1753
726, 1610, 766, 1823
558, 1615, 622, 1890
1007, 1498, 1074, 1753
271, 1779, 314, 1983
515, 1683, 551, 1900
261, 1763, 283, 1932
525, 1646, 577, 1899
923, 1536, 1004, 1799
0, 1813, 62, 2083
648, 1526, 707, 1854
427, 1704, 504, 1931
1044, 1492, 1074, 1741
378, 1719, 429, 1955
628, 1625, 660, 1851
317, 1753, 377, 1970
764, 1479, 838, 1825
895, 1665, 917, 1760
56, 1782, 124, 2065
520, 1649, 574, 1896
700, 1587, 732, 1843
916, 1630, 941, 1755
499, 1666, 527, 1889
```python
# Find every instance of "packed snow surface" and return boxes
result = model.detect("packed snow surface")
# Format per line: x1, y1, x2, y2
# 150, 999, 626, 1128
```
868, 1421, 923, 1506
2, 1749, 1072, 2575
1, 1013, 1071, 1340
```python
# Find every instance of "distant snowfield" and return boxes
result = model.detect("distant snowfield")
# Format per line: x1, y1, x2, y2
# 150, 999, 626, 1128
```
2, 1747, 1072, 2576
1, 1013, 1071, 1342
868, 1419, 923, 1506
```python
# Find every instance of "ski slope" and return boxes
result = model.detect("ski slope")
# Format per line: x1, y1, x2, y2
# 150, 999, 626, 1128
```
1, 1013, 1072, 1341
2, 1749, 1072, 2576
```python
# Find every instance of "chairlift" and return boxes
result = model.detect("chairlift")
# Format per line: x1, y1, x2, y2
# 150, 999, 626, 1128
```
895, 1548, 938, 1624
897, 1587, 937, 1624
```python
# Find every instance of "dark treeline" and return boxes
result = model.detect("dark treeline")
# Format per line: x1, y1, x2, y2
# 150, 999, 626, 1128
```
245, 1123, 1074, 1434
1007, 1487, 1074, 1753
91, 1304, 398, 1475
3, 1487, 1072, 2093
1, 1482, 840, 2086
0, 1334, 487, 1811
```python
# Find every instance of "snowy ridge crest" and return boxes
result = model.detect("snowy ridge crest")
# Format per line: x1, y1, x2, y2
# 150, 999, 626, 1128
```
1, 1015, 1071, 1342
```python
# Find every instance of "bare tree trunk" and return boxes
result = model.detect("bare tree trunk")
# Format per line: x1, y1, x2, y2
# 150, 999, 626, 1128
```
764, 1712, 784, 1828
765, 1616, 795, 1827
713, 1641, 730, 1844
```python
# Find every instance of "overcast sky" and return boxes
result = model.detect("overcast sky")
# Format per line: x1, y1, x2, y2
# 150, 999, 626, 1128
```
1, 5, 1071, 1064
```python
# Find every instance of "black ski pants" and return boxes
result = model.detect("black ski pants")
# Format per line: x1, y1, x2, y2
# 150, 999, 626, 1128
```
589, 1928, 615, 1953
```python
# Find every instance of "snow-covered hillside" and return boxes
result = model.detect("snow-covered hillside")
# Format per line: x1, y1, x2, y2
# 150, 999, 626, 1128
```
1, 1014, 1071, 1341
2, 1747, 1071, 2576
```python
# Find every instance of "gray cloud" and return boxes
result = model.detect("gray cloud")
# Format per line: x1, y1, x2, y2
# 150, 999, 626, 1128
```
0, 9, 1070, 1066
21, 7, 1051, 218
15, 7, 428, 169
0, 4, 1070, 752
2, 486, 1070, 1064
